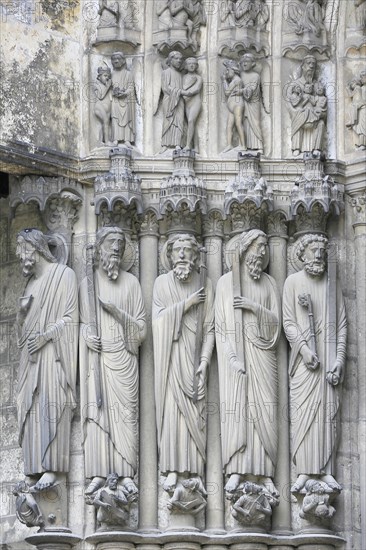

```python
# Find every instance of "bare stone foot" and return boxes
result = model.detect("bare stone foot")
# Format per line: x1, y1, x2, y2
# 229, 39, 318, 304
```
225, 473, 241, 495
293, 149, 301, 157
32, 472, 58, 492
85, 476, 105, 495
163, 471, 178, 493
222, 145, 234, 153
321, 474, 342, 492
291, 474, 309, 493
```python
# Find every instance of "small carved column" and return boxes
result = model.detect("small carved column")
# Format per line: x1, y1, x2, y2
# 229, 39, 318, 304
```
349, 190, 366, 550
138, 211, 160, 533
267, 211, 292, 537
202, 211, 225, 534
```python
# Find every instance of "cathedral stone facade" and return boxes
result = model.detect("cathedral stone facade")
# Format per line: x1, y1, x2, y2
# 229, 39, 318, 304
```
0, 1, 365, 549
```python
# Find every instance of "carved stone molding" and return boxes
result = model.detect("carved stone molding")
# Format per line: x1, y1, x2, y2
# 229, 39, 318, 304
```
153, 0, 206, 55
10, 176, 82, 232
218, 0, 270, 58
282, 0, 329, 59
94, 147, 143, 228
93, 0, 141, 47
225, 152, 273, 233
290, 153, 344, 234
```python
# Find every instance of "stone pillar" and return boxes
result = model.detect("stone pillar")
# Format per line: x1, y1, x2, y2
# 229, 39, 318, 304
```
349, 190, 366, 550
203, 212, 225, 534
138, 212, 160, 532
267, 213, 292, 535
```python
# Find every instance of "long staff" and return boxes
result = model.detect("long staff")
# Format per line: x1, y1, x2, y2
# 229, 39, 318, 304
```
193, 247, 207, 404
86, 244, 102, 408
232, 245, 247, 443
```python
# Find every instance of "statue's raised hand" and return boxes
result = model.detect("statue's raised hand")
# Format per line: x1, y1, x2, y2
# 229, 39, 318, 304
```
185, 287, 205, 312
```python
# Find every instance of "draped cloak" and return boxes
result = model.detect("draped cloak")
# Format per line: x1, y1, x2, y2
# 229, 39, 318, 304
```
283, 270, 347, 475
79, 270, 146, 479
17, 263, 78, 475
111, 67, 135, 143
161, 66, 185, 148
241, 71, 263, 150
152, 270, 215, 477
215, 271, 280, 477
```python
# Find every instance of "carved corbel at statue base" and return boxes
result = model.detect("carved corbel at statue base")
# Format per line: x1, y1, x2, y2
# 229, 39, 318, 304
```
94, 28, 141, 48
162, 474, 207, 532
85, 474, 138, 533
292, 477, 341, 534
225, 476, 279, 534
14, 474, 78, 542
25, 531, 81, 550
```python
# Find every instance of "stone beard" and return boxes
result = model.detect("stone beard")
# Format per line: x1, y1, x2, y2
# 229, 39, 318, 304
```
16, 234, 78, 484
152, 246, 215, 482
215, 234, 281, 489
79, 233, 146, 485
283, 239, 347, 488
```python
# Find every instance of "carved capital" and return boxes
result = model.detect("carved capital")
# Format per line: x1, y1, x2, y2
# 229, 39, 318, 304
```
267, 211, 288, 237
202, 211, 224, 238
43, 191, 82, 233
348, 190, 366, 227
138, 210, 159, 236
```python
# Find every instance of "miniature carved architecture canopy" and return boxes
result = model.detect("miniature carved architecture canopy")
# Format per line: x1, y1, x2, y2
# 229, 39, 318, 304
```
0, 0, 365, 549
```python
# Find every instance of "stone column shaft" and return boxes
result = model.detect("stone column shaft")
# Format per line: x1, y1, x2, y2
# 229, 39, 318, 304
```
353, 215, 366, 550
268, 233, 292, 534
204, 234, 225, 533
139, 231, 159, 531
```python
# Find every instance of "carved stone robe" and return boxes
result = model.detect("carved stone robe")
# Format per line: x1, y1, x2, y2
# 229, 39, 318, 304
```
215, 271, 280, 477
283, 270, 347, 475
161, 66, 185, 148
152, 270, 214, 477
79, 270, 146, 479
241, 70, 263, 150
111, 67, 135, 143
17, 263, 78, 475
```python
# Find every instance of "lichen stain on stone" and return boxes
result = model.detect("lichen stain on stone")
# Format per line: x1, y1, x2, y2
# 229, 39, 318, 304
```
40, 0, 79, 32
1, 38, 79, 154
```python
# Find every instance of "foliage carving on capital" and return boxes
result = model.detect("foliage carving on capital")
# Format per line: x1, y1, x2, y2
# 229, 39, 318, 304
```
202, 211, 224, 237
139, 210, 159, 235
267, 211, 288, 237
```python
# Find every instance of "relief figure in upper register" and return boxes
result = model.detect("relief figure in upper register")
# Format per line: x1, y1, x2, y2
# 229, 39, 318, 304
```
158, 51, 202, 150
283, 234, 347, 493
110, 51, 137, 147
156, 0, 206, 50
221, 0, 269, 29
152, 235, 214, 508
346, 70, 366, 150
80, 227, 146, 499
16, 229, 78, 492
285, 0, 325, 36
287, 56, 327, 156
215, 230, 280, 499
94, 65, 113, 146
